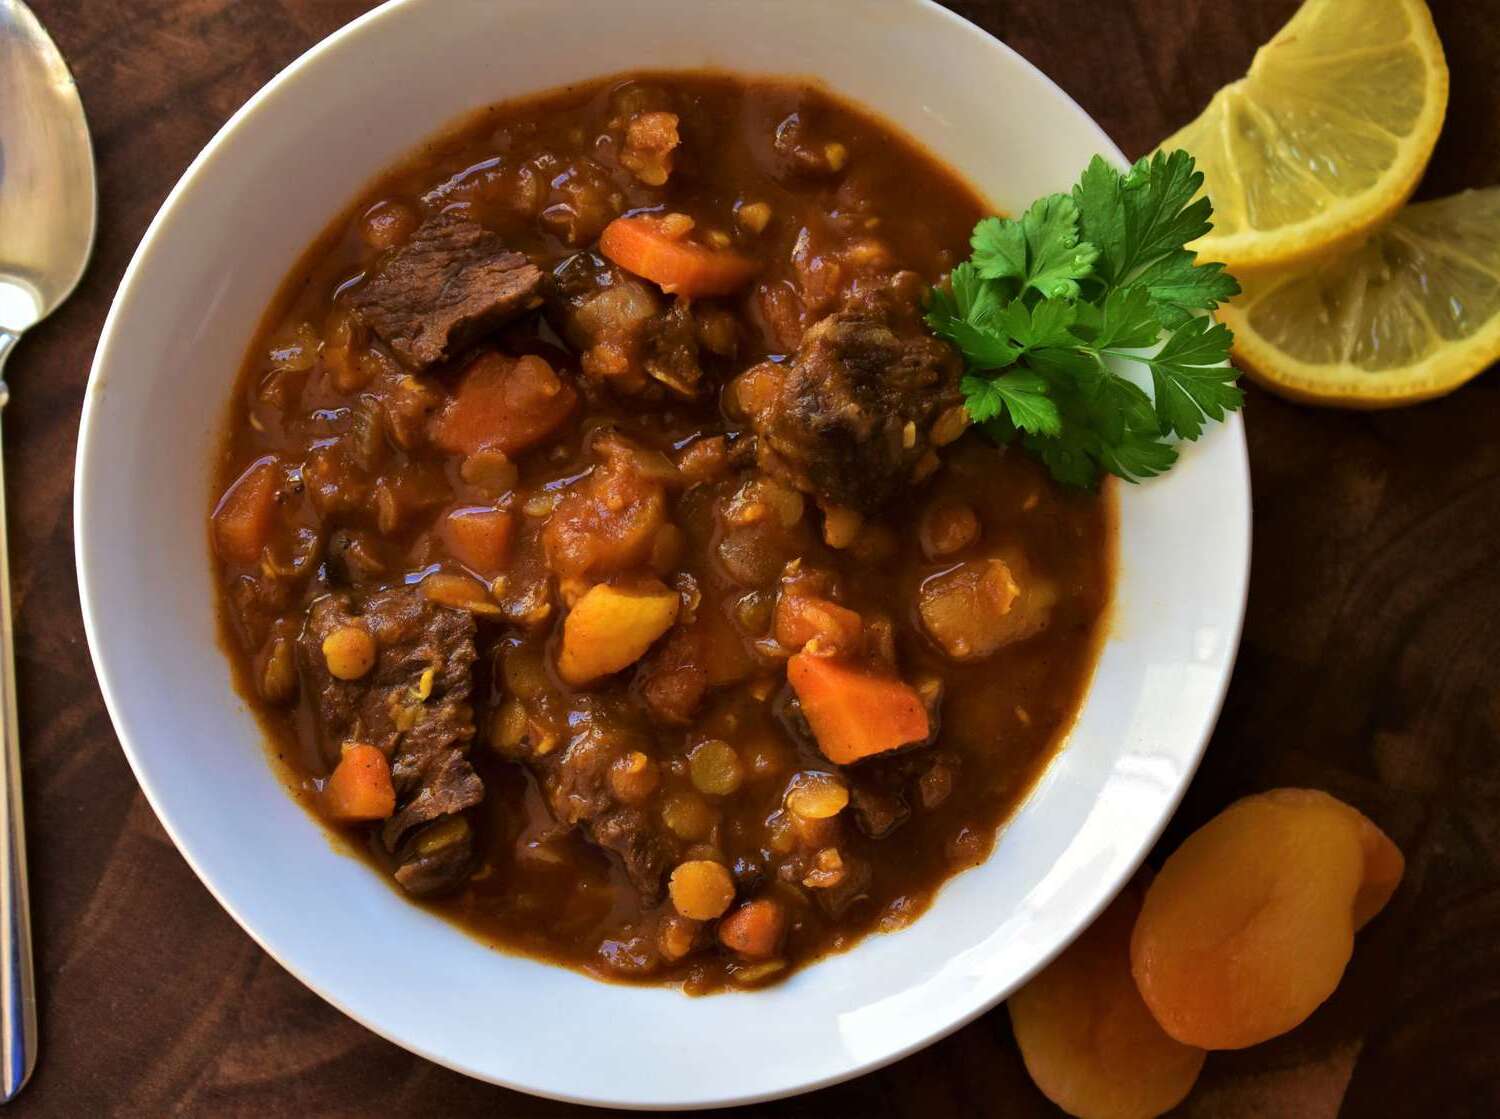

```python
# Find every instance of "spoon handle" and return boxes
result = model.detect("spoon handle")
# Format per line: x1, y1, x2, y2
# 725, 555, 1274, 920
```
0, 335, 36, 1100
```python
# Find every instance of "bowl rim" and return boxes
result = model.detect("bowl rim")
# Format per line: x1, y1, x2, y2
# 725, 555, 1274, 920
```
75, 0, 1251, 1107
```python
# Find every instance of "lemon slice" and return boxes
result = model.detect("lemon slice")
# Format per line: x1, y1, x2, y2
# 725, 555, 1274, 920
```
1220, 188, 1500, 407
1163, 0, 1448, 271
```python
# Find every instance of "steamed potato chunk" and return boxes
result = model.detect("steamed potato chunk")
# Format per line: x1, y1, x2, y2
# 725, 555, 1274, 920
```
558, 580, 681, 686
918, 553, 1054, 660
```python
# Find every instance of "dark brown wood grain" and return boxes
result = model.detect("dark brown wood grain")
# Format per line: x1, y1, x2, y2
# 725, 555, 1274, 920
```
7, 0, 1499, 1114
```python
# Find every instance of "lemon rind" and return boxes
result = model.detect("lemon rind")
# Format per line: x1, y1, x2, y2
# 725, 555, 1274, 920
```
1169, 0, 1450, 274
1222, 301, 1500, 409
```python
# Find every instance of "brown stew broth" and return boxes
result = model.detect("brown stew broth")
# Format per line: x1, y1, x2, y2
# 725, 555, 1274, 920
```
213, 72, 1113, 992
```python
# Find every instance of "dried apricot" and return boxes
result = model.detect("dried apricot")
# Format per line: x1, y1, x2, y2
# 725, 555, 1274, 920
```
1131, 788, 1403, 1050
1010, 879, 1204, 1119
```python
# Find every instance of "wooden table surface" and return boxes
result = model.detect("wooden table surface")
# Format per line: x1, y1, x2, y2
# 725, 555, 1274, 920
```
8, 1, 1500, 1115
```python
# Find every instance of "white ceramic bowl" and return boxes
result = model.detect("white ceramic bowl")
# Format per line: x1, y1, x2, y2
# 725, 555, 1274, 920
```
76, 0, 1250, 1108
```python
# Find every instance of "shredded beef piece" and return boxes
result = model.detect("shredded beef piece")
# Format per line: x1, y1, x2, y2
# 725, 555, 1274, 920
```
349, 210, 544, 371
299, 587, 483, 894
528, 710, 678, 902
743, 290, 963, 512
393, 818, 476, 897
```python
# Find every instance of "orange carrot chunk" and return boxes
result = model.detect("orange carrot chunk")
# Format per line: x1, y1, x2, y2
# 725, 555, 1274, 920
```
441, 506, 515, 576
212, 456, 280, 566
787, 652, 930, 764
599, 216, 758, 298
718, 898, 788, 959
430, 352, 577, 457
322, 744, 397, 822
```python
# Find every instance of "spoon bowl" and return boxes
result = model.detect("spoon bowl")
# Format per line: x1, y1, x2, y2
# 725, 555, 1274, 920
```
0, 0, 97, 346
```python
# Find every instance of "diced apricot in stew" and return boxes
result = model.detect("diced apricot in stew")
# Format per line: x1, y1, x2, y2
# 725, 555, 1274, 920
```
429, 352, 577, 457
774, 593, 863, 655
787, 652, 930, 764
1131, 788, 1404, 1050
718, 898, 787, 959
322, 744, 396, 822
1009, 878, 1205, 1119
600, 215, 758, 298
212, 456, 280, 566
441, 507, 515, 576
919, 555, 1054, 660
558, 579, 681, 686
544, 443, 669, 580
698, 604, 758, 687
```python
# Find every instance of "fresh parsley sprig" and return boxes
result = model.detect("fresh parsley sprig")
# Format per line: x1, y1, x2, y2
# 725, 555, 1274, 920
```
926, 150, 1242, 489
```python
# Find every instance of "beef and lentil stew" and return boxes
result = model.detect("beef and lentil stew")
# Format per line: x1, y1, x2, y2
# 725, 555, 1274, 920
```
211, 72, 1114, 993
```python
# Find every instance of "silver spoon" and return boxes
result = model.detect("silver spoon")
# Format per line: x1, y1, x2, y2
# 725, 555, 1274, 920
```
0, 0, 97, 1098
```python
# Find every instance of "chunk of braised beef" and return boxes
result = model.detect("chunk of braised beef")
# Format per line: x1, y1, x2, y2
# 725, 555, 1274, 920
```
529, 704, 679, 903
348, 210, 544, 371
393, 816, 475, 897
547, 251, 703, 396
298, 588, 484, 878
769, 112, 849, 180
739, 289, 963, 513
850, 785, 910, 839
813, 853, 872, 919
636, 623, 709, 726
325, 528, 389, 586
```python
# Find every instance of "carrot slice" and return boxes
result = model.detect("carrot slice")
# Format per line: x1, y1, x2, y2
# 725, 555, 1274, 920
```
599, 216, 758, 297
322, 744, 396, 823
430, 352, 577, 457
441, 506, 514, 576
212, 456, 280, 566
787, 652, 930, 764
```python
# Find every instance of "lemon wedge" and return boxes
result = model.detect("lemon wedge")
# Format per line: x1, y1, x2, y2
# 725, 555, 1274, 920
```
1220, 188, 1500, 407
1163, 0, 1448, 271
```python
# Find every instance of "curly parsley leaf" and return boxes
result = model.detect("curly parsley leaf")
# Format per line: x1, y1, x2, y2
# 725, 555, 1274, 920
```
927, 149, 1243, 489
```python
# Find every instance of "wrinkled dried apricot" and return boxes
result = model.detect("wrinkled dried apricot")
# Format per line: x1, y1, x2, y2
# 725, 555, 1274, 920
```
1010, 879, 1204, 1119
1131, 788, 1403, 1050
